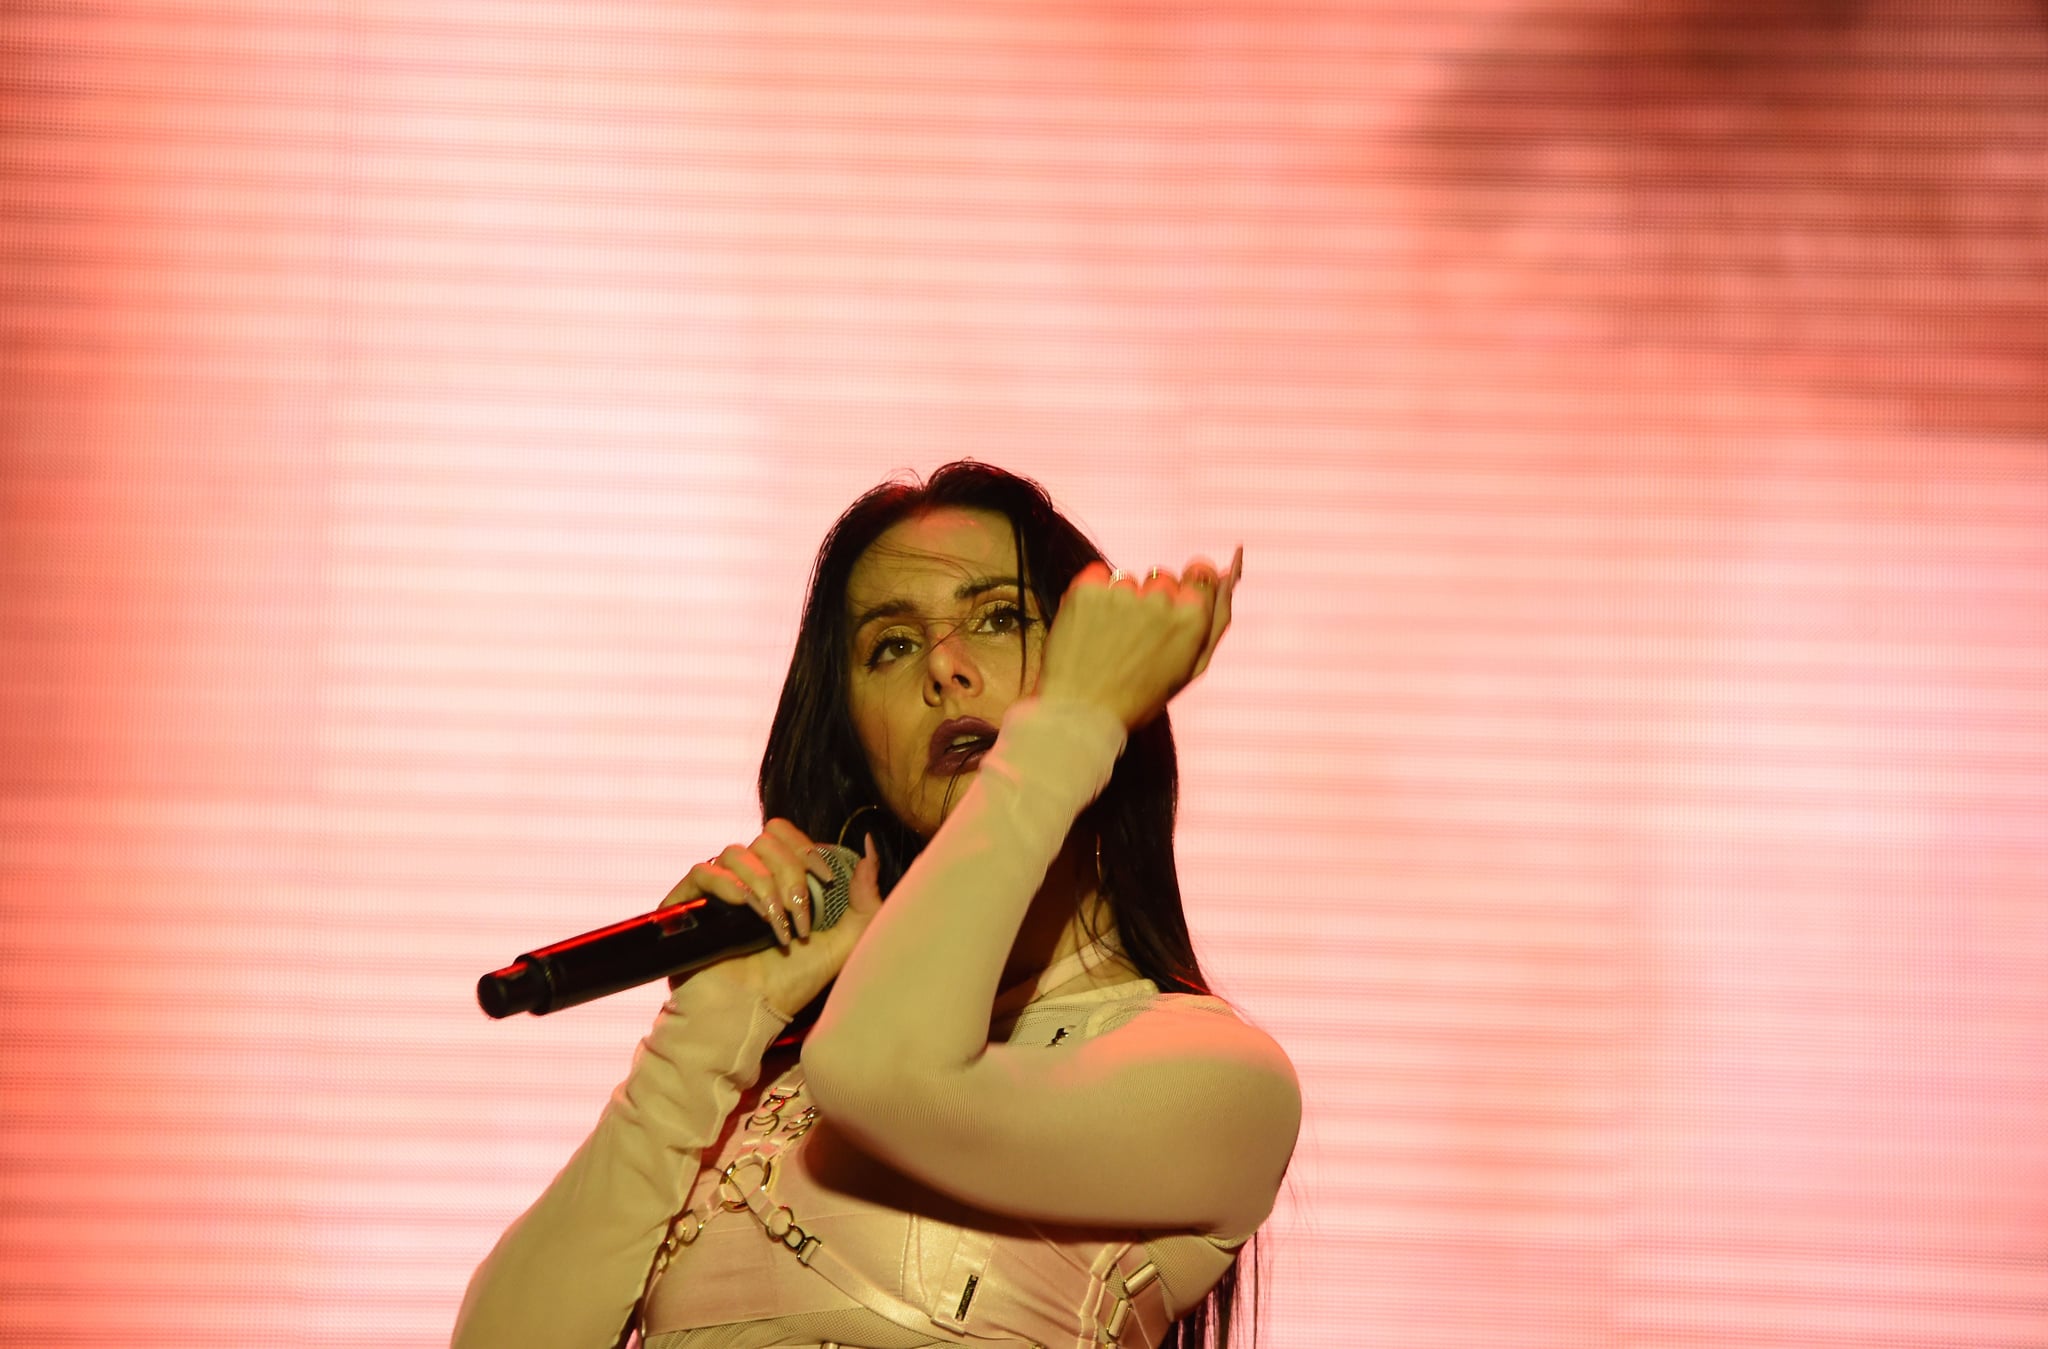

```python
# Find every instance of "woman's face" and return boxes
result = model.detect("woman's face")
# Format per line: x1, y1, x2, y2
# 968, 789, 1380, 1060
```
844, 506, 1047, 839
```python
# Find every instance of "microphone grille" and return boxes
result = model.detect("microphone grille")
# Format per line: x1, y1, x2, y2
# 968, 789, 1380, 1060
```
806, 843, 860, 930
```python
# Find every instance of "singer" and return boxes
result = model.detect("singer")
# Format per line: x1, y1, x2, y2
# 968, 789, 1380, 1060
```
453, 462, 1301, 1349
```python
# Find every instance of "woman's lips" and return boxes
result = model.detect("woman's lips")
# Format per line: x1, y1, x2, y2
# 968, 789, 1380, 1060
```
927, 716, 998, 775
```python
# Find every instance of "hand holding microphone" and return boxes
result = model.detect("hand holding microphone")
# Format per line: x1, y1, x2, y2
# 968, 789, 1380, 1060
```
665, 820, 884, 1020
478, 821, 883, 1021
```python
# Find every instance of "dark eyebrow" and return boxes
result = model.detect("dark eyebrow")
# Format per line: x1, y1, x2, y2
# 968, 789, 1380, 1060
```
849, 574, 1025, 636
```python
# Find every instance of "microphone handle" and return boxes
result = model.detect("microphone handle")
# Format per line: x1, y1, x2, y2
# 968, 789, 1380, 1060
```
478, 846, 856, 1018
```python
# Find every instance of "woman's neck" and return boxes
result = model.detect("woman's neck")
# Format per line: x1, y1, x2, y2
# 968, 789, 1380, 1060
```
999, 832, 1134, 994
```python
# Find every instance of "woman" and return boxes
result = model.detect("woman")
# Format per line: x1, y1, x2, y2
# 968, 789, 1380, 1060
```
454, 462, 1301, 1349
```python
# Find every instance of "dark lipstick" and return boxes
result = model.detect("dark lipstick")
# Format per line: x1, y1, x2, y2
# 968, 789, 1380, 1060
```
927, 716, 999, 776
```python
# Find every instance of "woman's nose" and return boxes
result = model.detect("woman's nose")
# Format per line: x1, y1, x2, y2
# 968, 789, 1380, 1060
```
923, 626, 981, 701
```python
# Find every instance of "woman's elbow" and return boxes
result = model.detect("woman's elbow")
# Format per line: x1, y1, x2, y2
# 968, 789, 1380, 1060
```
800, 1032, 889, 1120
800, 1034, 939, 1154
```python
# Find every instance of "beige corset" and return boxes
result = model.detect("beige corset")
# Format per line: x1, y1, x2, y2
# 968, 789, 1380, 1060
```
640, 980, 1245, 1349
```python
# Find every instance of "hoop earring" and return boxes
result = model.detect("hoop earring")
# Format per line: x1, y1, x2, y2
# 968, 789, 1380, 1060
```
836, 803, 886, 852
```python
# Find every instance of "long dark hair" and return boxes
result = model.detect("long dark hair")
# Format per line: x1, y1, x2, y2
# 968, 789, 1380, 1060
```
757, 461, 1255, 1349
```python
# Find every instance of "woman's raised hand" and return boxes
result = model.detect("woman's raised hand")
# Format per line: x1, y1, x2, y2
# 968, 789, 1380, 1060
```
658, 819, 883, 1020
1037, 546, 1241, 731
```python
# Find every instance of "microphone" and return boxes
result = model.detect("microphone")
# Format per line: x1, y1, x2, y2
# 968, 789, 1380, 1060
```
477, 844, 860, 1018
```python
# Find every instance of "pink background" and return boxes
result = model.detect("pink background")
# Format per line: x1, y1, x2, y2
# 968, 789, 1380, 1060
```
4, 2, 2046, 1345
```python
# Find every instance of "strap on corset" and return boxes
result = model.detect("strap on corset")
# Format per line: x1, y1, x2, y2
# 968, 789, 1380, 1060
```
713, 1104, 1020, 1346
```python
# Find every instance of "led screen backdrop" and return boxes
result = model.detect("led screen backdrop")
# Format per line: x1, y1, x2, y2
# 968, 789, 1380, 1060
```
4, 2, 2046, 1346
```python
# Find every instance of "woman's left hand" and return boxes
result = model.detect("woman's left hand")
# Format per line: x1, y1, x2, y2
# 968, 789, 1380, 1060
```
1036, 546, 1241, 731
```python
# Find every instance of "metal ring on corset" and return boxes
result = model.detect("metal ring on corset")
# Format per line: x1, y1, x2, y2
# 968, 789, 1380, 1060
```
747, 1083, 801, 1132
717, 1152, 777, 1212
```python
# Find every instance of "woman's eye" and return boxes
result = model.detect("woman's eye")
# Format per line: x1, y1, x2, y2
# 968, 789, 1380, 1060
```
865, 634, 917, 668
976, 603, 1032, 635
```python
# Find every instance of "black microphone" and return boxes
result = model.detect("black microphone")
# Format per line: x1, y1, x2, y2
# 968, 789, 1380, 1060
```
477, 844, 860, 1018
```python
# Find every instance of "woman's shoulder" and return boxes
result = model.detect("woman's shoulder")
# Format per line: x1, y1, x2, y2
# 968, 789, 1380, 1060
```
1093, 983, 1274, 1030
1090, 989, 1300, 1097
1148, 988, 1244, 1018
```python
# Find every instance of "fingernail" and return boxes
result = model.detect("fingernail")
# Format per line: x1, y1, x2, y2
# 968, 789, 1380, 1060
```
863, 831, 876, 860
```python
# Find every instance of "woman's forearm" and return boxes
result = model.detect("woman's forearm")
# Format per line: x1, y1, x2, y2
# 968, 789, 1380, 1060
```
804, 697, 1125, 1089
452, 976, 788, 1349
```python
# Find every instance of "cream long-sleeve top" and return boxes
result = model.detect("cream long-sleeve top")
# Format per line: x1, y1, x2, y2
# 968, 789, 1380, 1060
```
453, 698, 1301, 1349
